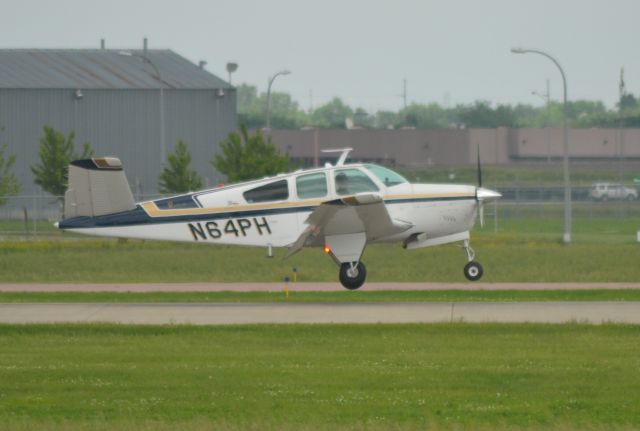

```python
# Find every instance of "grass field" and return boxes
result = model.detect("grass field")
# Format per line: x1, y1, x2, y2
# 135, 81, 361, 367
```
0, 212, 637, 284
2, 289, 640, 303
0, 233, 639, 283
0, 323, 639, 430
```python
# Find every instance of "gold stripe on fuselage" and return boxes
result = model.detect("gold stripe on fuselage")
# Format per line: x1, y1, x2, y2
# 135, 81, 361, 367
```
141, 192, 475, 218
141, 199, 325, 217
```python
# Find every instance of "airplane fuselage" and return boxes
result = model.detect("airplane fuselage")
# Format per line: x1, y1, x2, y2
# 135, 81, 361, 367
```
58, 156, 500, 288
61, 178, 477, 247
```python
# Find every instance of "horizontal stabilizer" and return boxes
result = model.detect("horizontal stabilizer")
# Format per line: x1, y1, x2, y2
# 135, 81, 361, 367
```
64, 157, 135, 219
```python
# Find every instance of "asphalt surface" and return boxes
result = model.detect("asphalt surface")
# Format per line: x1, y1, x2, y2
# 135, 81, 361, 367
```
1, 302, 639, 324
1, 282, 640, 292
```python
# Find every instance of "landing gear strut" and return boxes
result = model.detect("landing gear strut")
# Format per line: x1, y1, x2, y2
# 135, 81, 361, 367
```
462, 239, 483, 281
339, 261, 367, 290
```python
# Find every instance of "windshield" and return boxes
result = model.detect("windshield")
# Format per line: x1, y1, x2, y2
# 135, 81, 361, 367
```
365, 164, 408, 187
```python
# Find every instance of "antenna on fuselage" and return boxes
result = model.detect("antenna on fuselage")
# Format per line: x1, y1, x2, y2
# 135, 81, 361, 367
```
321, 148, 353, 166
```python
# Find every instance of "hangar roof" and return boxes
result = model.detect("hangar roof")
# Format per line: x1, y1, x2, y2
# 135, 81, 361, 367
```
0, 49, 231, 89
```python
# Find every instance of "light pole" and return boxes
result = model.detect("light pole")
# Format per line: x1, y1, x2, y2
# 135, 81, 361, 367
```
226, 62, 238, 85
511, 47, 571, 243
266, 70, 291, 130
119, 50, 166, 165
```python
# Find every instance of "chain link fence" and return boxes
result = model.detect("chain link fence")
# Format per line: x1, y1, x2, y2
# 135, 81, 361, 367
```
0, 185, 638, 240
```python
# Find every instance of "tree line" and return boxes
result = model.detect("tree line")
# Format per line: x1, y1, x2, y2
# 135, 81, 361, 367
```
0, 124, 288, 205
1, 81, 638, 204
238, 83, 640, 129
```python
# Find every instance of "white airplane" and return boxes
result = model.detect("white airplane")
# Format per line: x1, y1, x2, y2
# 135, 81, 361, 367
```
58, 148, 501, 289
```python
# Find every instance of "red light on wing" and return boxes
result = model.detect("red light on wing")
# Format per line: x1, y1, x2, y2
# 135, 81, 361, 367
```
323, 245, 331, 254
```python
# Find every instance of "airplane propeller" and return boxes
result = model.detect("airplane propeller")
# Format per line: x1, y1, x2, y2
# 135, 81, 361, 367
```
473, 146, 502, 228
475, 144, 485, 228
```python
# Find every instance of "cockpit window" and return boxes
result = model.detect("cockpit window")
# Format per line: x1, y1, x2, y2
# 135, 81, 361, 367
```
155, 195, 198, 209
365, 164, 407, 187
334, 169, 379, 196
243, 179, 289, 203
296, 172, 328, 199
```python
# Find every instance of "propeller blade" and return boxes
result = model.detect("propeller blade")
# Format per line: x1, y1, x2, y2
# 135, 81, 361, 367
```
476, 143, 482, 188
479, 202, 484, 228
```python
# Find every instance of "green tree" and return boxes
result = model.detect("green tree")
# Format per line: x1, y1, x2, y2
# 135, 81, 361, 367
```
158, 140, 203, 194
455, 101, 517, 128
618, 93, 638, 112
31, 126, 93, 198
237, 83, 308, 129
374, 110, 399, 129
310, 98, 353, 128
212, 124, 289, 182
398, 103, 451, 128
0, 128, 20, 206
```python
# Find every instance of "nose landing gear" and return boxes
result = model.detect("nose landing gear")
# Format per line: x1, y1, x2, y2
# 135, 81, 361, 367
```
462, 239, 484, 281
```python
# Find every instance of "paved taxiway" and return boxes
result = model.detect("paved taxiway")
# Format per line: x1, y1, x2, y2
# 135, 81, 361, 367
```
2, 302, 640, 324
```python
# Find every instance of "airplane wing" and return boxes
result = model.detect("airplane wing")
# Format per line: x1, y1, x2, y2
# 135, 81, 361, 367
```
285, 192, 412, 259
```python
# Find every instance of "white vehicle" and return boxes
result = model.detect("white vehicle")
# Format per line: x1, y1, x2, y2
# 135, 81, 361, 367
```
589, 183, 637, 201
58, 149, 501, 289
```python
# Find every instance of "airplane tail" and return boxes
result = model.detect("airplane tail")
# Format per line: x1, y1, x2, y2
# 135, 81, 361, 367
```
64, 157, 136, 219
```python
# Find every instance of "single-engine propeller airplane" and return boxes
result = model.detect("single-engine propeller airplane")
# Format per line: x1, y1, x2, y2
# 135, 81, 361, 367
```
58, 148, 501, 289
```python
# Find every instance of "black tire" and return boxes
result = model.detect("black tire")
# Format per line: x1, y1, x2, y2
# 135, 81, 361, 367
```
339, 262, 367, 290
463, 261, 483, 281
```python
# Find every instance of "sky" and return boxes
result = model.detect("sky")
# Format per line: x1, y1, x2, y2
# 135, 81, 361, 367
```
2, 0, 639, 112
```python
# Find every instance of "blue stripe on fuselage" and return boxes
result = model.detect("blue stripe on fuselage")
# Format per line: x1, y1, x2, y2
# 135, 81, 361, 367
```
58, 195, 475, 229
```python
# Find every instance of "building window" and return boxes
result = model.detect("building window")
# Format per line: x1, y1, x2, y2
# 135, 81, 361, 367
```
334, 169, 379, 196
296, 173, 327, 199
243, 179, 289, 203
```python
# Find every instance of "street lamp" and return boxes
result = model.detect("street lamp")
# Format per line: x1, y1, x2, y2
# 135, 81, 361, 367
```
118, 50, 166, 165
511, 47, 571, 244
266, 70, 291, 130
226, 62, 238, 85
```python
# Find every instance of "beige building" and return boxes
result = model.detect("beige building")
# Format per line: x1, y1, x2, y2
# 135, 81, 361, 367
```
270, 128, 640, 167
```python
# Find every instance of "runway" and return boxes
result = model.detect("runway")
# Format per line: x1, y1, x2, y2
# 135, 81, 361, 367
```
1, 301, 640, 324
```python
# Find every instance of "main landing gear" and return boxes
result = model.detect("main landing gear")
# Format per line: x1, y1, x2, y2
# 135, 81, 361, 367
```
339, 261, 367, 290
462, 239, 483, 281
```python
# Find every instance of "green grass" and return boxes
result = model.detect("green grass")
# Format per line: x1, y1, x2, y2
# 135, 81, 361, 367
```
2, 289, 640, 303
0, 215, 638, 283
476, 215, 640, 244
0, 233, 639, 283
1, 323, 639, 430
0, 219, 64, 237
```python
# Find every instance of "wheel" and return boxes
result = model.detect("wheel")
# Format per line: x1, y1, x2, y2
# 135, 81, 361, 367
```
339, 262, 367, 290
463, 261, 483, 281
626, 194, 636, 201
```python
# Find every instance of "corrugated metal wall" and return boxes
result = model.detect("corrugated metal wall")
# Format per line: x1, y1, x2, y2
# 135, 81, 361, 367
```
0, 88, 236, 197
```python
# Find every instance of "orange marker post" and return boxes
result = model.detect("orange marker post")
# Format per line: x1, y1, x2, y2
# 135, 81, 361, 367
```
283, 276, 290, 300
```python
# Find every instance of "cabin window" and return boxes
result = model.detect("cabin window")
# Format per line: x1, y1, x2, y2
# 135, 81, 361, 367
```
334, 169, 379, 196
365, 164, 407, 187
296, 173, 328, 199
243, 179, 289, 203
155, 195, 198, 209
